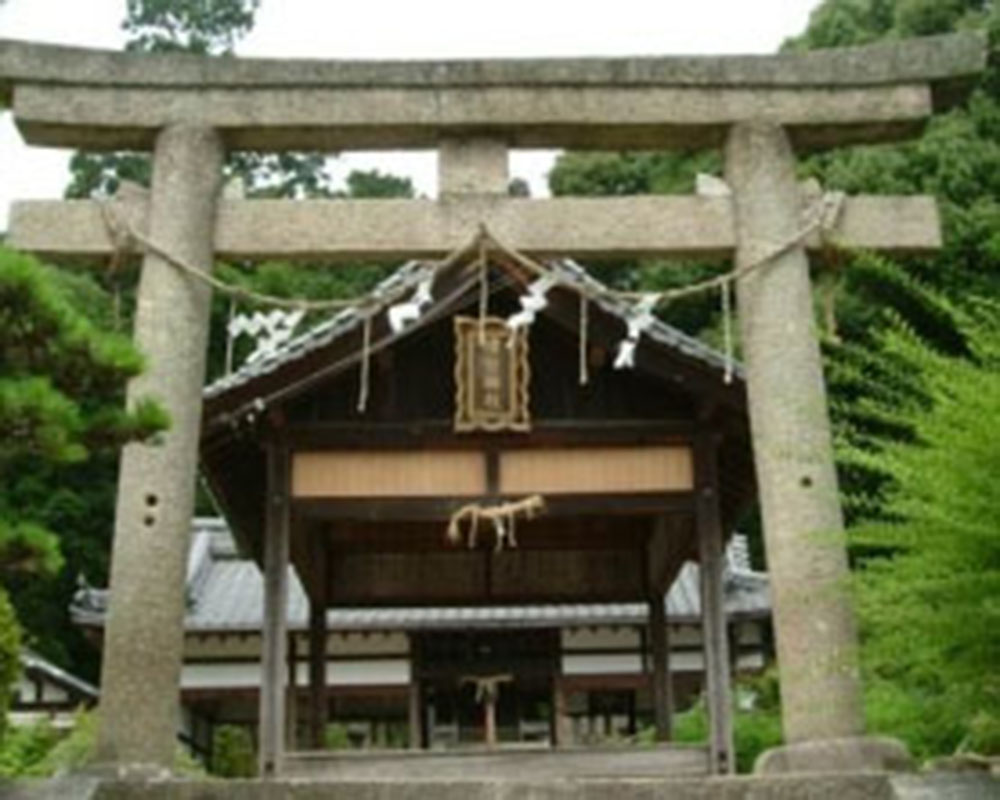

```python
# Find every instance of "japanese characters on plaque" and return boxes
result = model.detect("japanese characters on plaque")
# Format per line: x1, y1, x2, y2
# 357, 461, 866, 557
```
454, 316, 530, 432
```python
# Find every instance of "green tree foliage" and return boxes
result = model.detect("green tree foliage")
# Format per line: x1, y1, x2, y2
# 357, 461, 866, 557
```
123, 0, 259, 54
848, 304, 1000, 758
209, 725, 257, 778
0, 248, 166, 687
0, 248, 166, 574
340, 169, 416, 200
670, 670, 784, 773
0, 717, 61, 778
0, 591, 19, 741
210, 724, 256, 777
0, 709, 204, 777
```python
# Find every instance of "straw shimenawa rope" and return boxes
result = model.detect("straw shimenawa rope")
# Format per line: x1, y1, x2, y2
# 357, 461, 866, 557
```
98, 184, 845, 321
479, 190, 847, 382
98, 182, 847, 392
446, 494, 545, 553
97, 188, 486, 314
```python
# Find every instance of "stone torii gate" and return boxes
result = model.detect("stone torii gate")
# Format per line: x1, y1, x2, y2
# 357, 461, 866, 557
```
0, 33, 984, 776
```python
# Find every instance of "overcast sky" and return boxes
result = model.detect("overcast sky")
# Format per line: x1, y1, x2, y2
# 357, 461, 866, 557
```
0, 0, 819, 230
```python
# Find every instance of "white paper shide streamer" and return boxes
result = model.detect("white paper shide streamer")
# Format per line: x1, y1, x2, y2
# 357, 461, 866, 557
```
614, 293, 659, 370
387, 272, 435, 334
506, 274, 559, 337
228, 309, 305, 365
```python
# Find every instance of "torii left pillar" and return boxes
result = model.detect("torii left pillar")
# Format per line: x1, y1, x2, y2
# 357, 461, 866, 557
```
97, 124, 224, 772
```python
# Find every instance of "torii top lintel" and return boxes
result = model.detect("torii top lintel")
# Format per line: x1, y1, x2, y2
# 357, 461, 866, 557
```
0, 33, 985, 153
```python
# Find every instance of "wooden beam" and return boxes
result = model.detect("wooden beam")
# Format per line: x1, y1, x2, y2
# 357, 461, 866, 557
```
295, 492, 694, 523
499, 446, 692, 496
282, 420, 697, 450
258, 444, 290, 778
325, 548, 647, 606
312, 517, 651, 554
8, 194, 941, 262
695, 433, 734, 776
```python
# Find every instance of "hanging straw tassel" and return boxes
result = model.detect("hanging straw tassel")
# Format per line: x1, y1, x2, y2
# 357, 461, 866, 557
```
357, 313, 373, 413
721, 280, 734, 385
579, 295, 590, 386
446, 495, 545, 552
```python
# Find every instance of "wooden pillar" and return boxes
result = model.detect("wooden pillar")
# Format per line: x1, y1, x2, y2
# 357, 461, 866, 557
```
649, 595, 673, 741
551, 677, 568, 748
307, 546, 328, 750
725, 121, 864, 744
484, 690, 498, 748
286, 632, 298, 750
696, 433, 735, 775
96, 124, 223, 770
408, 680, 422, 750
258, 443, 291, 778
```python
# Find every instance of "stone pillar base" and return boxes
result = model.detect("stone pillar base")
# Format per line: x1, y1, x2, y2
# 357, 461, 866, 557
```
755, 736, 913, 774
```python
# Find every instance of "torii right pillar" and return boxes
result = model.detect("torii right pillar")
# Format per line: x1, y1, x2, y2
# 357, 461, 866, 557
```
725, 122, 910, 773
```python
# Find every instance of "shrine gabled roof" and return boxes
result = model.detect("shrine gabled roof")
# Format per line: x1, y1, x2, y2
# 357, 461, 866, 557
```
204, 259, 429, 402
202, 250, 743, 420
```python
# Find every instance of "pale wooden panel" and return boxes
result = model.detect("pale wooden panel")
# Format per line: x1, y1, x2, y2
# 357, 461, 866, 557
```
562, 654, 644, 676
499, 446, 692, 495
292, 451, 485, 498
562, 628, 642, 651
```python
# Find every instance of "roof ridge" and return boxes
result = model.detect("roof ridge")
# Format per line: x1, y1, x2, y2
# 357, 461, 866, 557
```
203, 250, 743, 405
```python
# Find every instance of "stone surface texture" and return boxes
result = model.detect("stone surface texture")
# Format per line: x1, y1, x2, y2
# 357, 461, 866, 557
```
95, 124, 223, 768
1, 776, 102, 800
11, 773, 999, 800
438, 137, 509, 196
892, 773, 1000, 799
755, 738, 914, 774
285, 745, 708, 780
0, 34, 985, 151
90, 775, 900, 800
0, 33, 983, 90
725, 122, 864, 743
11, 83, 933, 151
9, 194, 942, 263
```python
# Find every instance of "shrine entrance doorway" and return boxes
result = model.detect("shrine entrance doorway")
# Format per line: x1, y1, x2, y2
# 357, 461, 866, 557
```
415, 629, 558, 748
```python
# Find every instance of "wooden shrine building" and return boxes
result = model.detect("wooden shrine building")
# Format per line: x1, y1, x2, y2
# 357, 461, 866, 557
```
198, 241, 755, 774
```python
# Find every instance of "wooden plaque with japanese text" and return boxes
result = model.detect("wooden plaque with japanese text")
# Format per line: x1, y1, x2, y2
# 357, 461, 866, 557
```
454, 316, 530, 432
